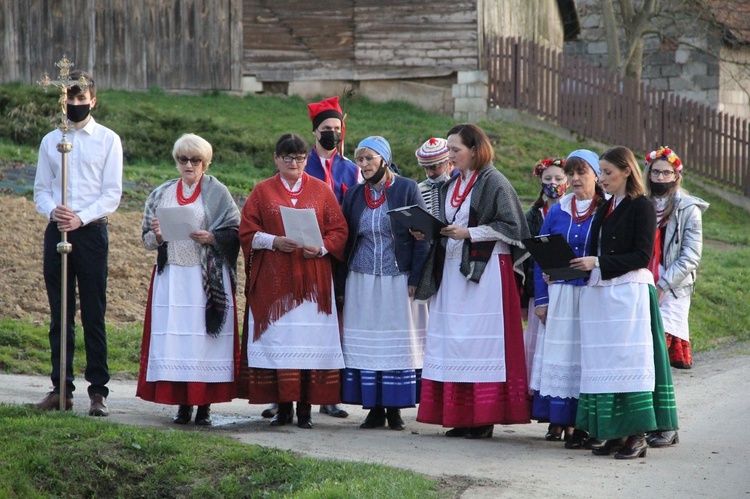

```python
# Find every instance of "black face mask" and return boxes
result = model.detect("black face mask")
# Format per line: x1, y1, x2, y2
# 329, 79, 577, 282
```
365, 161, 389, 185
651, 181, 676, 196
66, 103, 91, 123
318, 131, 341, 151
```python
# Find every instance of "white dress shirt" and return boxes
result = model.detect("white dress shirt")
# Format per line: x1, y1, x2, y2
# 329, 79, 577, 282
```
34, 117, 123, 225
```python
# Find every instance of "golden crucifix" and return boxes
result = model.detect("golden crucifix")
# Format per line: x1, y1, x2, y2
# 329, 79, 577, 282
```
36, 55, 88, 411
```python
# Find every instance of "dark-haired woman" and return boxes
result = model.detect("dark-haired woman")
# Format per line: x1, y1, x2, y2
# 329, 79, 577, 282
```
529, 150, 604, 448
570, 146, 678, 459
339, 136, 429, 431
239, 134, 348, 429
521, 157, 566, 420
644, 146, 707, 447
415, 124, 531, 439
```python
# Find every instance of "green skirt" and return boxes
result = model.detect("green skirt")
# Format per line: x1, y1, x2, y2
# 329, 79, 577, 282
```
576, 285, 679, 440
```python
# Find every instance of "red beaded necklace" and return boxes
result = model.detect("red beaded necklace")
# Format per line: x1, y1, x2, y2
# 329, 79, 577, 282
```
364, 179, 392, 209
571, 195, 597, 223
280, 174, 307, 200
176, 179, 202, 205
450, 170, 479, 208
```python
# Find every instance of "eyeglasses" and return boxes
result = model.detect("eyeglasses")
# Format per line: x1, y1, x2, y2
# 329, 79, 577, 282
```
650, 169, 675, 179
354, 154, 382, 165
281, 155, 307, 164
176, 156, 202, 166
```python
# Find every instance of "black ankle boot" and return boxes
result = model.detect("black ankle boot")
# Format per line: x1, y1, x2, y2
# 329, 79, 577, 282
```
360, 407, 386, 429
270, 402, 294, 426
296, 402, 314, 429
195, 404, 212, 426
173, 405, 193, 424
590, 437, 627, 456
465, 425, 494, 439
614, 434, 648, 459
564, 429, 589, 449
386, 408, 405, 430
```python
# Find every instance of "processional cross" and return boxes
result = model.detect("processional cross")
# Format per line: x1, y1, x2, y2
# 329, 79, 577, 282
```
37, 56, 89, 411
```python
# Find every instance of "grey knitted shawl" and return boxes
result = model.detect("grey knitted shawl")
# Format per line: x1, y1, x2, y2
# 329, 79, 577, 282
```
141, 174, 241, 336
416, 164, 530, 300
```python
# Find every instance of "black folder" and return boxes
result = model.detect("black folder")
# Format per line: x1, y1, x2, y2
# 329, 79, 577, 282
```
522, 234, 590, 281
387, 205, 447, 241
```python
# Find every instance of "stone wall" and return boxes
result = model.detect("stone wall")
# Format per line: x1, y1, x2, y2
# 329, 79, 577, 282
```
565, 0, 748, 119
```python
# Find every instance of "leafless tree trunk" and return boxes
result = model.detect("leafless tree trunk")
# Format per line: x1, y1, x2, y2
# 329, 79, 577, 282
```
600, 0, 661, 80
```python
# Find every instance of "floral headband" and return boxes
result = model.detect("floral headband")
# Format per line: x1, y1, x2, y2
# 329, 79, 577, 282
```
533, 157, 566, 177
645, 146, 682, 176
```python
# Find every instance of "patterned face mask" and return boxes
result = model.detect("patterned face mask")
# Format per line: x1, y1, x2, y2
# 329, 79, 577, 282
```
542, 182, 567, 199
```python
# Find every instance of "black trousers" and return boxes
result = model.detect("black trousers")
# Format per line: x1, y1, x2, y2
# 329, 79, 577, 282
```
43, 222, 110, 398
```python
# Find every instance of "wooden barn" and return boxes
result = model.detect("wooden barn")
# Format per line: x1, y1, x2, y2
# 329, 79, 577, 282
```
0, 0, 574, 115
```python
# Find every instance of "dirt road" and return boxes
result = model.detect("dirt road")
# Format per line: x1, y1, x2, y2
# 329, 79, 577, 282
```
3, 344, 748, 498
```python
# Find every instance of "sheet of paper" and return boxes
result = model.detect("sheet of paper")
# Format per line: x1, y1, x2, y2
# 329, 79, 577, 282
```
155, 206, 200, 242
280, 206, 324, 247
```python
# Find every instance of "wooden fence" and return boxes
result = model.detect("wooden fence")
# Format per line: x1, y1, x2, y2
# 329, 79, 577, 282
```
484, 37, 750, 196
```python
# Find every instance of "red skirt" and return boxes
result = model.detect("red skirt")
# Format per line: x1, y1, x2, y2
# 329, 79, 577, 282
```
136, 267, 240, 406
237, 309, 341, 405
666, 333, 692, 369
417, 254, 531, 427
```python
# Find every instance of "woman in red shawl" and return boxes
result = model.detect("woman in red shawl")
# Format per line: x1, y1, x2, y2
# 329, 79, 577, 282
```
239, 133, 348, 429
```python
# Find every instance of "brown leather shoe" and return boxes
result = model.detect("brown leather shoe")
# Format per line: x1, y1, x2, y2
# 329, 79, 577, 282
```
31, 391, 73, 411
89, 394, 109, 417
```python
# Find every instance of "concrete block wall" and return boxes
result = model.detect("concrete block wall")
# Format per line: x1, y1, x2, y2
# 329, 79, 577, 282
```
453, 70, 488, 122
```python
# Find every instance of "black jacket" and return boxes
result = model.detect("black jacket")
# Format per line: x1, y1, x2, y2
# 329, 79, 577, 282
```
588, 195, 656, 281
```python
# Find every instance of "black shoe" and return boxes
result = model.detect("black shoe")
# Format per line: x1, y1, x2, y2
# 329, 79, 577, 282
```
545, 424, 563, 441
591, 437, 627, 456
295, 402, 313, 428
445, 427, 469, 437
648, 430, 679, 448
465, 425, 494, 439
386, 408, 405, 431
564, 429, 589, 449
319, 404, 349, 418
297, 415, 314, 429
615, 434, 648, 459
261, 403, 278, 418
195, 405, 212, 426
270, 403, 293, 426
173, 405, 193, 424
270, 412, 293, 426
359, 408, 386, 429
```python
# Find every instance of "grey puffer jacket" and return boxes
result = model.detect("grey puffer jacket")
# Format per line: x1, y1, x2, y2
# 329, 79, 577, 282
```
656, 191, 709, 298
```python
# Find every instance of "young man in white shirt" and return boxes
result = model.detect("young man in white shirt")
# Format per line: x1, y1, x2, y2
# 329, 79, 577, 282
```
32, 70, 123, 417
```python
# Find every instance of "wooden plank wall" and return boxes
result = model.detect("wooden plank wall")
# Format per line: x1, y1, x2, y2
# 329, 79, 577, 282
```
243, 0, 478, 81
0, 0, 242, 91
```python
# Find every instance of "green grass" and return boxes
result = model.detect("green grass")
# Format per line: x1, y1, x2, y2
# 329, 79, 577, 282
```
0, 319, 142, 379
0, 405, 445, 498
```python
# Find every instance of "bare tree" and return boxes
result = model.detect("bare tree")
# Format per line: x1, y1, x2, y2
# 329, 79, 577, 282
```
600, 0, 661, 80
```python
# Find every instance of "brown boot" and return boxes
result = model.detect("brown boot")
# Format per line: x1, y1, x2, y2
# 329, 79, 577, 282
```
31, 391, 73, 411
89, 394, 109, 417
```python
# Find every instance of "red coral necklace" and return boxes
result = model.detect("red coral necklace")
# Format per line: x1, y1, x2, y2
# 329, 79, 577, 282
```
450, 170, 478, 208
177, 179, 202, 205
365, 180, 391, 209
280, 174, 307, 199
571, 195, 597, 223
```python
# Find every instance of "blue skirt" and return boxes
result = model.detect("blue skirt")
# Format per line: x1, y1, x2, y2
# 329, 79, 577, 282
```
342, 368, 421, 409
532, 392, 579, 426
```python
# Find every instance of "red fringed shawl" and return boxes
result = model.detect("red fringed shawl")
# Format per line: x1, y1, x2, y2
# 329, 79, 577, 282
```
239, 173, 348, 341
